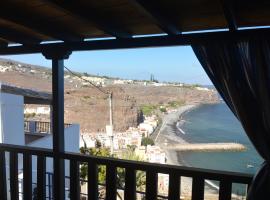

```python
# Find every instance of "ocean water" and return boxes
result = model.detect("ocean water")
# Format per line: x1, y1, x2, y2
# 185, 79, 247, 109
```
177, 103, 263, 175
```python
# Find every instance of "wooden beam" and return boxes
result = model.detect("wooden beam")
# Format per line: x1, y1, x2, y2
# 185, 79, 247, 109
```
46, 0, 132, 38
0, 39, 8, 47
0, 3, 82, 42
129, 0, 181, 35
0, 28, 270, 55
220, 0, 238, 31
0, 25, 41, 45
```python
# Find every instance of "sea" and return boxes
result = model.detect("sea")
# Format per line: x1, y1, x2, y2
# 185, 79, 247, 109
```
176, 103, 262, 194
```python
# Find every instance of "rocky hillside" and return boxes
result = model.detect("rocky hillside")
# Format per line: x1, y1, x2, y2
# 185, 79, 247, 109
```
0, 58, 219, 132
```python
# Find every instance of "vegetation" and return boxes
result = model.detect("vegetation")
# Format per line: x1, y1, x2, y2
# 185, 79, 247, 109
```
141, 137, 155, 146
182, 83, 202, 89
80, 140, 111, 184
117, 146, 146, 191
24, 113, 36, 118
159, 106, 167, 113
140, 105, 158, 116
141, 100, 185, 117
167, 100, 185, 108
80, 144, 146, 197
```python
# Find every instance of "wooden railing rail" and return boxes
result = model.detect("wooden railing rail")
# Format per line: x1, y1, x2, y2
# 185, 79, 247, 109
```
0, 143, 253, 200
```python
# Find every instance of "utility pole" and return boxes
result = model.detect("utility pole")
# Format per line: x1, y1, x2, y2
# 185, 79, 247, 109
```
109, 92, 114, 155
63, 66, 115, 156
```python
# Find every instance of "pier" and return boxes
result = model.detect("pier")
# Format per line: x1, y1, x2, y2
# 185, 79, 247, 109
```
164, 143, 246, 152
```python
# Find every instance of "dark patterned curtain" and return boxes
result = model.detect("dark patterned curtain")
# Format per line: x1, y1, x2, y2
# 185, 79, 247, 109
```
192, 38, 270, 199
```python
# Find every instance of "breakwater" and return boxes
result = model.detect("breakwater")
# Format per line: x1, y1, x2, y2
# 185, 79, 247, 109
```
164, 142, 246, 152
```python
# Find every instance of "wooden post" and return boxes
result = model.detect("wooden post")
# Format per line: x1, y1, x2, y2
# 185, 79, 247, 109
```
42, 49, 71, 200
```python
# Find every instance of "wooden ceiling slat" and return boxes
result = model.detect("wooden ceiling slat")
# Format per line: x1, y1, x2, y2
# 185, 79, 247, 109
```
0, 26, 41, 45
46, 0, 132, 38
0, 41, 8, 48
0, 38, 9, 47
0, 3, 82, 42
220, 0, 238, 31
0, 0, 268, 49
129, 0, 181, 35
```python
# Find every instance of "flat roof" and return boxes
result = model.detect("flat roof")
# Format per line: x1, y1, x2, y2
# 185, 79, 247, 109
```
0, 1, 269, 54
0, 83, 52, 105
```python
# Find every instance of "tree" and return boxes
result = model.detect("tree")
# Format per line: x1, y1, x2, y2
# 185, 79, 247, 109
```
159, 107, 167, 113
80, 146, 111, 184
80, 146, 146, 197
117, 147, 146, 192
141, 137, 155, 146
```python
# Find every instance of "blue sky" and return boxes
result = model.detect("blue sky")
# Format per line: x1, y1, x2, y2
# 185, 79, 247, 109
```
1, 46, 212, 85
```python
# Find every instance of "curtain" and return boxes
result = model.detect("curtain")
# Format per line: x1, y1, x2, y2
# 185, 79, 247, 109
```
192, 38, 270, 199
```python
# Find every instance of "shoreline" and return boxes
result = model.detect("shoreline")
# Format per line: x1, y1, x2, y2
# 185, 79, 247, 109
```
154, 104, 197, 166
154, 103, 222, 198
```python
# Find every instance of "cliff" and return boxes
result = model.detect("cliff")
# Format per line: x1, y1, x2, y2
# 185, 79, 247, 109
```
0, 58, 219, 132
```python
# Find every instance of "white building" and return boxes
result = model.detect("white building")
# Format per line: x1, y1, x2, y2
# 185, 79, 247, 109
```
146, 145, 166, 164
80, 134, 96, 148
139, 123, 154, 136
24, 106, 50, 115
0, 83, 80, 199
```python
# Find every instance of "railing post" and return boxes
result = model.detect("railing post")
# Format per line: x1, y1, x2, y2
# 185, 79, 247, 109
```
219, 179, 232, 200
0, 151, 7, 200
9, 152, 18, 200
146, 170, 157, 200
42, 49, 72, 200
106, 164, 117, 200
192, 177, 205, 200
23, 153, 32, 200
168, 173, 180, 200
88, 161, 98, 200
125, 167, 136, 200
37, 156, 46, 200
70, 159, 80, 200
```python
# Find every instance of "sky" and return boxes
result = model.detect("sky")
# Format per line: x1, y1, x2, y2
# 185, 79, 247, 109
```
1, 46, 212, 85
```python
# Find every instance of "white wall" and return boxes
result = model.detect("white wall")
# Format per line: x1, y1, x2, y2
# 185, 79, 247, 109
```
27, 124, 80, 174
0, 93, 24, 145
25, 124, 80, 199
28, 124, 80, 152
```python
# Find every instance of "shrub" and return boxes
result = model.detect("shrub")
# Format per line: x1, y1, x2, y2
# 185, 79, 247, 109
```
141, 137, 155, 146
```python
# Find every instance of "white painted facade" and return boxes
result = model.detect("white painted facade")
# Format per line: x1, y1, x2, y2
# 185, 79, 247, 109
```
0, 89, 80, 199
0, 93, 24, 145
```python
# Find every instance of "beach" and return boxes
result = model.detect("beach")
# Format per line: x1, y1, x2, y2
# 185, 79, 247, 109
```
153, 104, 196, 198
153, 104, 195, 165
154, 104, 220, 199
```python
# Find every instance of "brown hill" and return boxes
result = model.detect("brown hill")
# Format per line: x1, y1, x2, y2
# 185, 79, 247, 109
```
0, 58, 219, 132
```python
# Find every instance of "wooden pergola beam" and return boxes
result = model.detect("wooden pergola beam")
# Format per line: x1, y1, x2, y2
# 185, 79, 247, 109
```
130, 0, 181, 35
47, 0, 132, 39
0, 28, 269, 55
220, 0, 238, 31
0, 3, 82, 42
0, 39, 8, 47
0, 26, 41, 45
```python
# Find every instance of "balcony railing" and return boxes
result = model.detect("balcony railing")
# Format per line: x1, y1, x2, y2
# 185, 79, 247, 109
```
24, 121, 71, 134
0, 143, 253, 200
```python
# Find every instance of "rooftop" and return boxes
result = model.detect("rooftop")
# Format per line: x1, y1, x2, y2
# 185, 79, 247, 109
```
0, 82, 52, 104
